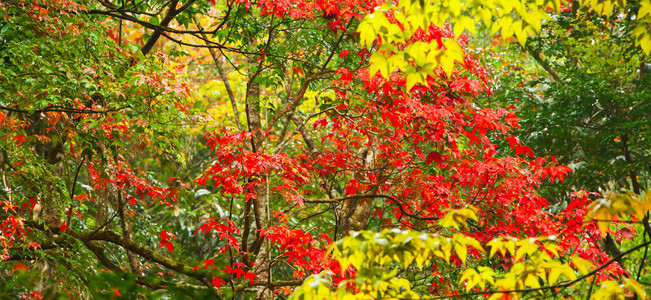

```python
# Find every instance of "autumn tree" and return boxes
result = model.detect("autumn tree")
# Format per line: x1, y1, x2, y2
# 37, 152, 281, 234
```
0, 0, 650, 299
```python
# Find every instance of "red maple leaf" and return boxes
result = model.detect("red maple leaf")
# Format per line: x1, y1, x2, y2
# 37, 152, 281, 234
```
211, 277, 226, 289
12, 135, 27, 146
159, 230, 176, 252
344, 179, 359, 195
59, 222, 68, 233
244, 272, 257, 284
159, 240, 174, 253
232, 267, 246, 279
203, 258, 215, 269
425, 151, 443, 166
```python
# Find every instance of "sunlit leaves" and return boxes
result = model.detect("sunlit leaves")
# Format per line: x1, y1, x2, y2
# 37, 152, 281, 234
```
486, 237, 516, 259
569, 254, 595, 276
623, 279, 647, 299
291, 275, 335, 300
579, 0, 651, 53
586, 190, 651, 233
460, 266, 495, 292
298, 228, 484, 299
368, 51, 391, 79
319, 225, 639, 299
592, 279, 648, 300
546, 262, 575, 285
437, 207, 478, 230
467, 238, 578, 297
359, 0, 651, 89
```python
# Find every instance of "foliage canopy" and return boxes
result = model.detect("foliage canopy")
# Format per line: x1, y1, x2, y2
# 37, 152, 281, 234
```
0, 0, 649, 299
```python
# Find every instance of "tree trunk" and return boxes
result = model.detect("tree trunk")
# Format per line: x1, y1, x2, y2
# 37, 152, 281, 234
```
339, 141, 377, 234
244, 34, 270, 299
621, 135, 641, 194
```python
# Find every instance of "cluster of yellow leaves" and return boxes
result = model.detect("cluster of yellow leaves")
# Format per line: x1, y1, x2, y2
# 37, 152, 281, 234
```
462, 236, 576, 299
587, 190, 651, 234
449, 233, 647, 300
633, 1, 651, 53
358, 0, 469, 88
333, 229, 483, 271
358, 0, 651, 89
292, 222, 485, 299
592, 279, 647, 300
581, 0, 651, 54
437, 206, 478, 230
291, 190, 651, 299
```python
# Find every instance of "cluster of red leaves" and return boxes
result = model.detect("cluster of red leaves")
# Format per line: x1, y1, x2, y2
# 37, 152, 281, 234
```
1, 199, 45, 263
255, 0, 381, 23
555, 191, 628, 279
195, 217, 241, 253
0, 202, 26, 253
21, 0, 86, 36
262, 226, 335, 278
195, 129, 351, 286
192, 217, 259, 288
20, 291, 43, 300
223, 263, 257, 285
335, 23, 555, 230
87, 159, 173, 207
199, 130, 312, 205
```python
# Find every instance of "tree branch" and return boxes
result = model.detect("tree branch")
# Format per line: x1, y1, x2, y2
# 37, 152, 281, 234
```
303, 194, 440, 221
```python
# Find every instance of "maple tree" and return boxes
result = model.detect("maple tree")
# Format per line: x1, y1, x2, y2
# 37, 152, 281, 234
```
0, 0, 650, 299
